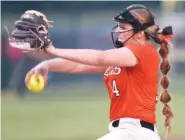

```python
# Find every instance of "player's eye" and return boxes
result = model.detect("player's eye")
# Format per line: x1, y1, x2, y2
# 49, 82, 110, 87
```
117, 25, 126, 30
120, 26, 126, 30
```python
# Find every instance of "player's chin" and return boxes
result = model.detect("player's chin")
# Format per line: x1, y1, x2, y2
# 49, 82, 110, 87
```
118, 38, 123, 42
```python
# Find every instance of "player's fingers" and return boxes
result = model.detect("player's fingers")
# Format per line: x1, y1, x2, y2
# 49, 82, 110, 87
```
34, 68, 41, 82
25, 70, 34, 85
40, 68, 48, 85
43, 73, 48, 86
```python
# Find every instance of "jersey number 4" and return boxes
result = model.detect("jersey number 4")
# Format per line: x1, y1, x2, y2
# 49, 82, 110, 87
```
112, 80, 120, 96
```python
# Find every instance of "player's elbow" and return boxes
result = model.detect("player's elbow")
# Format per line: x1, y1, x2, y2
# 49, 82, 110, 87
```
128, 56, 138, 67
96, 51, 109, 66
96, 53, 105, 65
121, 49, 138, 67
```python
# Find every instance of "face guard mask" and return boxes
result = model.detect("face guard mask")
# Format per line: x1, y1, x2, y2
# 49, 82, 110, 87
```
111, 25, 135, 48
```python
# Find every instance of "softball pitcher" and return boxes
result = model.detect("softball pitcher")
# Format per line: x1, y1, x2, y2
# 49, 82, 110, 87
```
9, 4, 174, 140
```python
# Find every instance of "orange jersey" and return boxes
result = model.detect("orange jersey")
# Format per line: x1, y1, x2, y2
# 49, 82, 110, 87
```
103, 44, 159, 124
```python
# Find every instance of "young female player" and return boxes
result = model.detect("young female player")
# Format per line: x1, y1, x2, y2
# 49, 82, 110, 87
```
25, 4, 174, 140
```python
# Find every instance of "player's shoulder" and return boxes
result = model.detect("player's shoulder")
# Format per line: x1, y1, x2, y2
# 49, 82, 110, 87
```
141, 44, 159, 65
135, 43, 158, 56
144, 44, 158, 56
125, 43, 156, 58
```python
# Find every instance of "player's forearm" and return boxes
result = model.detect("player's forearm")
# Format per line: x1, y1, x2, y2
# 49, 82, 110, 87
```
46, 45, 104, 66
43, 58, 79, 73
43, 58, 106, 74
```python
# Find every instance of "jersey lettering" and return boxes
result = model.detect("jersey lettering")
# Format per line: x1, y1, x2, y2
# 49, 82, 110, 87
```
112, 80, 120, 96
104, 67, 121, 76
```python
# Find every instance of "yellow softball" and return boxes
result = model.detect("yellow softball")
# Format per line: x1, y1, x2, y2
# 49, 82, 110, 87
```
26, 74, 45, 93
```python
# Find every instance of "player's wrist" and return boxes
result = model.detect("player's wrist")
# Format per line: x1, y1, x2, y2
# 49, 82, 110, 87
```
39, 60, 50, 71
44, 44, 56, 54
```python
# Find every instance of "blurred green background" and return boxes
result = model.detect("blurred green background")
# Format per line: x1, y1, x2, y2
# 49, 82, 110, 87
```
1, 1, 185, 140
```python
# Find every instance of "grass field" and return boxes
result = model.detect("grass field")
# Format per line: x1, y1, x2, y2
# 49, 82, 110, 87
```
2, 82, 185, 140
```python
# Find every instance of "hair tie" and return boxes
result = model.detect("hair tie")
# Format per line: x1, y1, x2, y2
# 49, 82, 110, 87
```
162, 25, 173, 44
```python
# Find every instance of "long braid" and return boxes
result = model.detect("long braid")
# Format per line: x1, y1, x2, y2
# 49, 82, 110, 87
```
159, 42, 174, 139
145, 25, 174, 139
